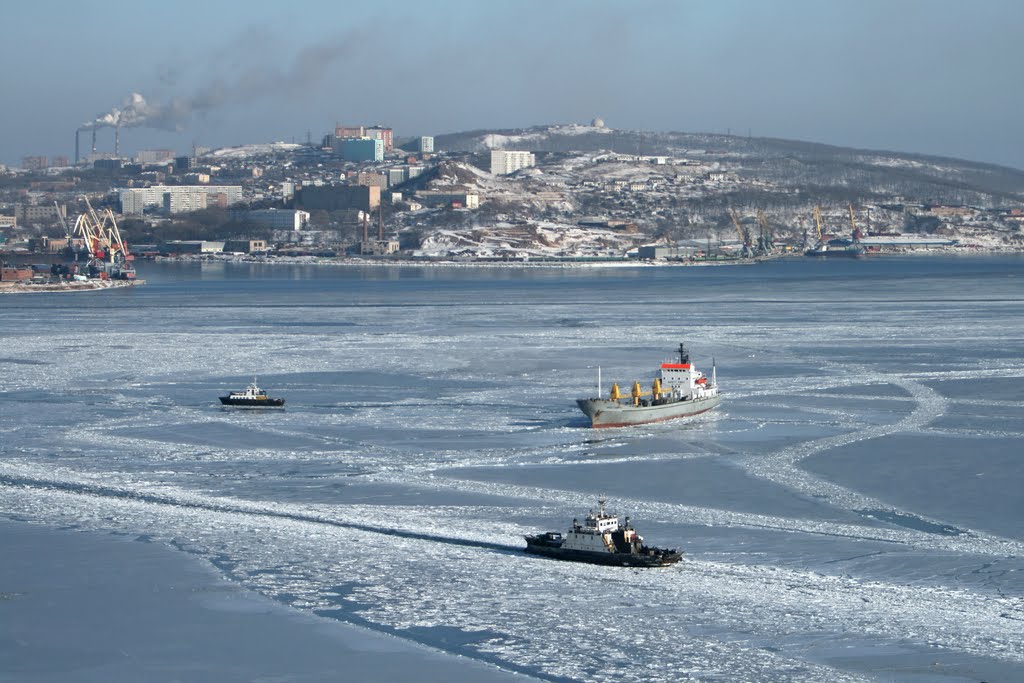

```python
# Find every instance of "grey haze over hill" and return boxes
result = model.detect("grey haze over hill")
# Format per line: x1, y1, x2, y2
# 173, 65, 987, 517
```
3, 1, 1023, 170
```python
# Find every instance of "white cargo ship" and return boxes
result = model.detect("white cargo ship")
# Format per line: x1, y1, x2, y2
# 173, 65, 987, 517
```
576, 343, 721, 428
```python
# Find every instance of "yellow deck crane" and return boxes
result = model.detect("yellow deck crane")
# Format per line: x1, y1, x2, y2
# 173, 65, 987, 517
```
608, 378, 668, 406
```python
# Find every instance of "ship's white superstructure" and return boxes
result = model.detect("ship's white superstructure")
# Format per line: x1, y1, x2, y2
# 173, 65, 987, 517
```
561, 500, 638, 553
524, 499, 681, 566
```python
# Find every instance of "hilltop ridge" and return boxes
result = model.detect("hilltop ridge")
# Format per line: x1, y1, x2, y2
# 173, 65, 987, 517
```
386, 123, 1024, 259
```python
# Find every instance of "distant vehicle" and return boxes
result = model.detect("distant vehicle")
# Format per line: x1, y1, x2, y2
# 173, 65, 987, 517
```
219, 379, 285, 407
525, 499, 682, 567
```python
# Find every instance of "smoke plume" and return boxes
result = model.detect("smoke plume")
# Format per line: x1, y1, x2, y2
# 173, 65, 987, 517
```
79, 30, 364, 133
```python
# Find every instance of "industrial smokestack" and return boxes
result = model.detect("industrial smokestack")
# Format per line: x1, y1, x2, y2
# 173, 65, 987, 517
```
91, 129, 97, 154
75, 129, 81, 165
114, 125, 120, 157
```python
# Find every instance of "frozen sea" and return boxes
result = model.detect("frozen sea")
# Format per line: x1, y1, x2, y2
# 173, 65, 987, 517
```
2, 255, 1023, 682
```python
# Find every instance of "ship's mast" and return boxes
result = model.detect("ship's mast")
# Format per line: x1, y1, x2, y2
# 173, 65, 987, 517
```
678, 343, 690, 365
597, 366, 601, 398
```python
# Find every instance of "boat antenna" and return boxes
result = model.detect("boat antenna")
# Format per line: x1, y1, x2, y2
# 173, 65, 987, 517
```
597, 365, 601, 398
711, 358, 717, 388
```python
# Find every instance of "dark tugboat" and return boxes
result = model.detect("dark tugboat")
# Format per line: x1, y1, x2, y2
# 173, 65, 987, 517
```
219, 379, 285, 407
525, 499, 682, 567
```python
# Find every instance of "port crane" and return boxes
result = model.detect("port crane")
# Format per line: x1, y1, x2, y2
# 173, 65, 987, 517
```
848, 204, 863, 241
756, 208, 775, 255
812, 206, 826, 246
730, 210, 754, 258
71, 198, 135, 279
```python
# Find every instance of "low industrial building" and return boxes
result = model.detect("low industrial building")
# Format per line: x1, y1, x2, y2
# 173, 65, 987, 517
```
636, 245, 701, 260
223, 239, 267, 253
235, 209, 310, 231
860, 236, 958, 249
1, 267, 34, 281
161, 240, 226, 254
358, 239, 400, 255
416, 191, 480, 209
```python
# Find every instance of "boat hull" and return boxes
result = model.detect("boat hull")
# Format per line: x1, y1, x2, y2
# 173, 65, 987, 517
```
576, 394, 721, 428
805, 247, 865, 257
219, 397, 285, 407
524, 539, 681, 567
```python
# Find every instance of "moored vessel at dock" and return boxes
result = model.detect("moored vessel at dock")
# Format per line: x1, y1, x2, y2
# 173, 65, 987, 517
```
576, 343, 721, 428
524, 499, 682, 567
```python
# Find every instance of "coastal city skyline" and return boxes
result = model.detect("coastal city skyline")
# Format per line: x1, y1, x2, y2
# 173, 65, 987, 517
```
4, 0, 1024, 169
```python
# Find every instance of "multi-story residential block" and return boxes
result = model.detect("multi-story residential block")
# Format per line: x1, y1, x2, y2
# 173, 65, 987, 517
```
335, 125, 365, 138
14, 203, 66, 224
294, 185, 381, 212
365, 126, 393, 151
136, 149, 176, 164
163, 191, 206, 214
339, 138, 384, 162
490, 150, 536, 175
119, 186, 243, 215
21, 156, 47, 171
356, 172, 387, 188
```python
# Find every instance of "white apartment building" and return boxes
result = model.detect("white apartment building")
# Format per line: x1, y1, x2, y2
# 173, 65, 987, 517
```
490, 150, 536, 175
135, 149, 175, 164
119, 185, 244, 215
163, 191, 206, 214
243, 209, 310, 231
419, 136, 434, 153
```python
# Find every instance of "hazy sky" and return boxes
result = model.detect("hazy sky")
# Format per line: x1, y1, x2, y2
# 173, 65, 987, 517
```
3, 0, 1023, 169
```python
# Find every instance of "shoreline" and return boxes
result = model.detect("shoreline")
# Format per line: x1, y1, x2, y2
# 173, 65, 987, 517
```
151, 245, 1023, 269
0, 279, 145, 294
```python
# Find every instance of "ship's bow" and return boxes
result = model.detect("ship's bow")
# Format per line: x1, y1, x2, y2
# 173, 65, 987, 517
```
576, 398, 599, 425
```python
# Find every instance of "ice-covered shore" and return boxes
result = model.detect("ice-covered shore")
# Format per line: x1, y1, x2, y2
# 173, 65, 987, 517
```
0, 519, 534, 683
